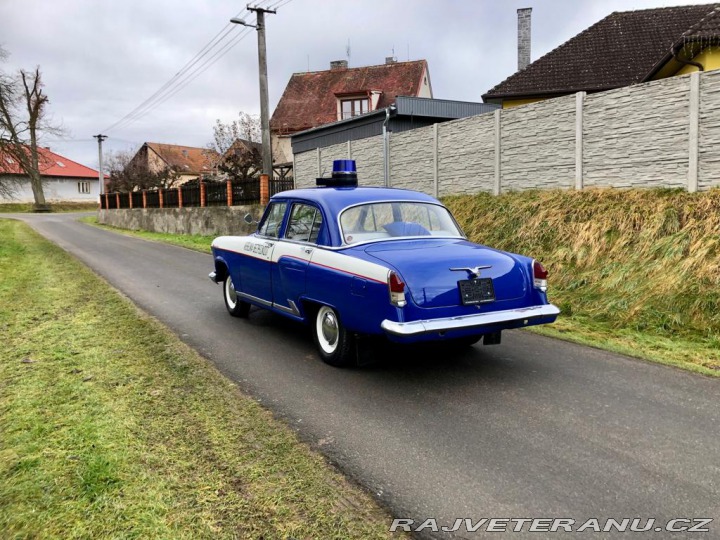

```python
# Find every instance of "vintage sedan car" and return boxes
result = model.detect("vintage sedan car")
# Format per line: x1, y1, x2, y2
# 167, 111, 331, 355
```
209, 160, 559, 367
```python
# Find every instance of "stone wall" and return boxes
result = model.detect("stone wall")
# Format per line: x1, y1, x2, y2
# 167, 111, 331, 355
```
294, 71, 720, 195
98, 206, 264, 237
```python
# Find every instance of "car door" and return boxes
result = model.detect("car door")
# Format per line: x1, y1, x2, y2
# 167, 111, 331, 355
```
272, 202, 324, 316
238, 201, 287, 305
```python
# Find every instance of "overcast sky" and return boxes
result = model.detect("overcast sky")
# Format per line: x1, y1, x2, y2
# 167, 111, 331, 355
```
1, 0, 716, 170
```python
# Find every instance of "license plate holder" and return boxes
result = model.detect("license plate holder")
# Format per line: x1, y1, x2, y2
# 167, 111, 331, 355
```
458, 278, 495, 305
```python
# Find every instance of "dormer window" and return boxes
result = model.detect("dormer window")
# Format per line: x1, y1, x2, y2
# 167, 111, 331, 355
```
340, 97, 369, 120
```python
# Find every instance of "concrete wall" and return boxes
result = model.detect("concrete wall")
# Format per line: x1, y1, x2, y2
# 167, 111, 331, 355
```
699, 69, 720, 191
0, 176, 100, 203
98, 205, 264, 237
294, 70, 720, 195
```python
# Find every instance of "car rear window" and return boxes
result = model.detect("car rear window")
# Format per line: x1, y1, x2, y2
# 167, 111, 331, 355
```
340, 202, 463, 245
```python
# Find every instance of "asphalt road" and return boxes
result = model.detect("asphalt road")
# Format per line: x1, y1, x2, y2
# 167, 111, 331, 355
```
7, 212, 720, 539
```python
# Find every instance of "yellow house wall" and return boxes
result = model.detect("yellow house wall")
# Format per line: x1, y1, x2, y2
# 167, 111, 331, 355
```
675, 46, 720, 76
502, 96, 547, 108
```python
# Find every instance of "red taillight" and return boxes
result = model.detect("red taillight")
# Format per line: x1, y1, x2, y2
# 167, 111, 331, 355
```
533, 260, 548, 292
388, 271, 407, 307
533, 260, 548, 280
389, 271, 405, 293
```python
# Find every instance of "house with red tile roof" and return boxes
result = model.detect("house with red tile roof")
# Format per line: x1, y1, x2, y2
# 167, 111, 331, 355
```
483, 4, 720, 108
0, 146, 99, 202
270, 58, 432, 165
128, 142, 220, 184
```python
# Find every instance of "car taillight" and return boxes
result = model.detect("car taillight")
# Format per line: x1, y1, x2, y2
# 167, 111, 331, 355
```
388, 271, 407, 307
533, 260, 548, 292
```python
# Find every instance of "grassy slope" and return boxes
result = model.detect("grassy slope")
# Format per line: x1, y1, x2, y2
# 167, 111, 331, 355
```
444, 188, 720, 375
0, 219, 401, 539
0, 202, 98, 213
80, 217, 214, 254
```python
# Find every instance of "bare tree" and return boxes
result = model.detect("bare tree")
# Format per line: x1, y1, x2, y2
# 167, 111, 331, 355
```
207, 112, 262, 182
0, 47, 60, 210
105, 148, 180, 192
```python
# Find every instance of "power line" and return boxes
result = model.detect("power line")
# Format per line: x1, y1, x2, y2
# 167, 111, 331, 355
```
107, 24, 255, 134
101, 0, 294, 135
101, 6, 256, 133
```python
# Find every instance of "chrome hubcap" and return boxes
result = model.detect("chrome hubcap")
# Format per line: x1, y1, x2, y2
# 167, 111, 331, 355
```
321, 311, 338, 347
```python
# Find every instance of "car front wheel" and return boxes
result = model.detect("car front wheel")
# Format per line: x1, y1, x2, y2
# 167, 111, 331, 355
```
313, 305, 354, 367
224, 275, 250, 318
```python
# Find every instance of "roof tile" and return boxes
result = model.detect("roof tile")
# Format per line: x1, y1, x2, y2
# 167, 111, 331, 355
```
270, 60, 428, 134
483, 4, 720, 100
0, 146, 98, 178
145, 142, 219, 174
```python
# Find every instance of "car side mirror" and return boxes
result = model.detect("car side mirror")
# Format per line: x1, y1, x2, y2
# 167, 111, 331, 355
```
244, 213, 256, 225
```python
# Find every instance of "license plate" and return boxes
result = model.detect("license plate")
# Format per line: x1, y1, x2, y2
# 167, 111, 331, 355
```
458, 278, 495, 305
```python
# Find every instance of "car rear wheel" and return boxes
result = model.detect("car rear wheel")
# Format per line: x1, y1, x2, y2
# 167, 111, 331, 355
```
313, 305, 355, 367
224, 275, 250, 318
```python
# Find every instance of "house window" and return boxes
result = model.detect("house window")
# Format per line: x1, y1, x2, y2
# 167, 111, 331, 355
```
78, 181, 90, 194
341, 97, 369, 119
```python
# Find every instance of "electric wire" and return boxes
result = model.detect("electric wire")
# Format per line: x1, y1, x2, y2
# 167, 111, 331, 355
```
101, 0, 293, 136
101, 6, 254, 133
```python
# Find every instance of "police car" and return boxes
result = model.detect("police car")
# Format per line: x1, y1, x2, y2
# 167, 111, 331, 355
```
209, 160, 559, 367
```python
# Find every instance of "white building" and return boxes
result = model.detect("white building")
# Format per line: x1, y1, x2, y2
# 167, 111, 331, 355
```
0, 147, 100, 203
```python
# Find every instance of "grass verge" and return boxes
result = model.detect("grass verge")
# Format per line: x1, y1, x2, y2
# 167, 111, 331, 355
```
0, 219, 401, 539
0, 202, 99, 213
80, 216, 213, 254
444, 188, 720, 377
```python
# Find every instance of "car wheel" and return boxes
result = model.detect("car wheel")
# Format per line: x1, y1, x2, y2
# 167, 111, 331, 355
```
313, 305, 355, 367
223, 275, 250, 318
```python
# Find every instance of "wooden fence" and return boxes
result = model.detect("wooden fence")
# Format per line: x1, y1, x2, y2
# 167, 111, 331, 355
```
100, 176, 294, 210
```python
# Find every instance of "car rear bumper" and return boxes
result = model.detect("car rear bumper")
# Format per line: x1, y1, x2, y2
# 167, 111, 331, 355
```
380, 304, 560, 337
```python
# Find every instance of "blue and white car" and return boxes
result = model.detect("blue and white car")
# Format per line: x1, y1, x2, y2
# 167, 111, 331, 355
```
209, 160, 559, 367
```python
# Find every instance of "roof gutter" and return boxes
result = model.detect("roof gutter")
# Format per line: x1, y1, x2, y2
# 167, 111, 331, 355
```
672, 43, 704, 72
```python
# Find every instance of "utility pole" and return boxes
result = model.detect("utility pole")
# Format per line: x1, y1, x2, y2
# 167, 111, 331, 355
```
231, 5, 276, 177
93, 134, 107, 196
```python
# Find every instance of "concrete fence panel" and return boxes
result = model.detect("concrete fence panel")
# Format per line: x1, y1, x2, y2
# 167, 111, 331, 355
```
437, 113, 496, 196
348, 137, 385, 187
389, 125, 435, 193
699, 70, 720, 191
583, 76, 690, 189
501, 94, 576, 191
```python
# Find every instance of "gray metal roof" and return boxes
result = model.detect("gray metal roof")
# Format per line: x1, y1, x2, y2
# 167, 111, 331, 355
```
393, 96, 498, 118
291, 97, 498, 154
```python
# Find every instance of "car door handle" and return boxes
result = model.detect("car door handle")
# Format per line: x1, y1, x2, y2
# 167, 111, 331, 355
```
303, 247, 313, 254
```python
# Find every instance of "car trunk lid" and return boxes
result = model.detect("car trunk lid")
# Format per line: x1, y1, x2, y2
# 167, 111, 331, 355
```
363, 239, 526, 308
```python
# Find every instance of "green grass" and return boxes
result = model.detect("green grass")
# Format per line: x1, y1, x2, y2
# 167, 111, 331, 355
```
80, 216, 214, 254
0, 219, 402, 539
0, 202, 99, 213
444, 188, 720, 376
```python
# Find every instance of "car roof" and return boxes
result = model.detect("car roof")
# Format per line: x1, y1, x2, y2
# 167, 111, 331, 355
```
270, 186, 441, 217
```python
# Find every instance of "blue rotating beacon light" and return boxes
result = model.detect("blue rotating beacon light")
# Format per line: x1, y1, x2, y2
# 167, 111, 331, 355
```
317, 159, 358, 187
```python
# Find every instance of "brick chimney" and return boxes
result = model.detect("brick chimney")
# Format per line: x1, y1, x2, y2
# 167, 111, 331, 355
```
330, 60, 348, 70
517, 7, 532, 71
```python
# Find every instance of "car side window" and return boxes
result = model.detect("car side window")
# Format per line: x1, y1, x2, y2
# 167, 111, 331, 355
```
286, 203, 323, 243
258, 202, 287, 238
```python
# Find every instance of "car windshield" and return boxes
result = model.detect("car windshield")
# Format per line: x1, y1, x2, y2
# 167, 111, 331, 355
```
339, 201, 463, 245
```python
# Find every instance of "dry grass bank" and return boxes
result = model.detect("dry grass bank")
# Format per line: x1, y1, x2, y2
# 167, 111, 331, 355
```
444, 188, 720, 374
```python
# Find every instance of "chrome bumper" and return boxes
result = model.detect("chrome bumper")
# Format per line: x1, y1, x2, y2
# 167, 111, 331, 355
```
380, 304, 560, 337
208, 271, 220, 283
